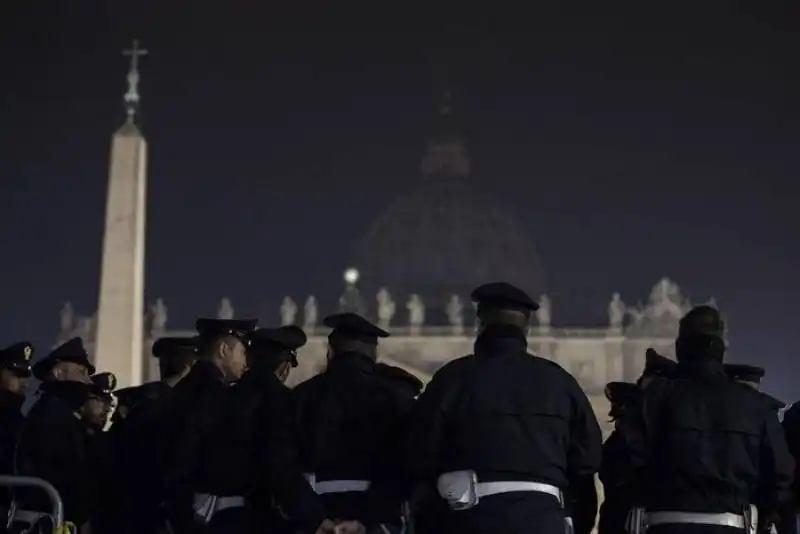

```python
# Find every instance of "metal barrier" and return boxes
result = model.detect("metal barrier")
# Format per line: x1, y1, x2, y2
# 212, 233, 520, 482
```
0, 475, 65, 532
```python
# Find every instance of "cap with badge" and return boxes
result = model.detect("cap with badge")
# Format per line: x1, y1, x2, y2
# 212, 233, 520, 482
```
324, 312, 389, 346
32, 337, 95, 380
249, 325, 307, 367
724, 364, 765, 385
91, 372, 117, 399
0, 341, 34, 377
152, 336, 199, 359
195, 318, 258, 352
196, 318, 257, 339
470, 282, 539, 314
642, 348, 678, 378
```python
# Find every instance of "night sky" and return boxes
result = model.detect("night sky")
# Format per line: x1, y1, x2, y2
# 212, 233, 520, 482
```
1, 3, 798, 397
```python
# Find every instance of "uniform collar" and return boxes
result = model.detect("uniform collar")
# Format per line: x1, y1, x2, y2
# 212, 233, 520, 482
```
327, 351, 376, 374
474, 324, 528, 356
676, 359, 727, 381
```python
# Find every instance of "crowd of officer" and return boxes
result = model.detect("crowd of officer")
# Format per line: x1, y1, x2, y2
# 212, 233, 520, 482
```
0, 281, 797, 534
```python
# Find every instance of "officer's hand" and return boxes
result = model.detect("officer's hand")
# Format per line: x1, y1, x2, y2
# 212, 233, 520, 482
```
315, 518, 337, 533
333, 520, 366, 534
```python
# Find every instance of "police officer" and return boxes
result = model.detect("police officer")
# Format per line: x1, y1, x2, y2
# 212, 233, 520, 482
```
110, 336, 200, 534
405, 282, 602, 534
0, 342, 33, 524
80, 374, 119, 534
79, 372, 117, 430
294, 312, 417, 534
175, 324, 339, 534
115, 336, 199, 420
722, 366, 798, 534
617, 305, 794, 534
600, 349, 679, 534
248, 325, 306, 383
780, 402, 800, 534
162, 318, 256, 534
598, 381, 639, 534
599, 349, 678, 534
14, 338, 100, 532
0, 342, 32, 431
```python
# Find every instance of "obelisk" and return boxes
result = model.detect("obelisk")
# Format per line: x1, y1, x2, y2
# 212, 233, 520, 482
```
94, 40, 148, 388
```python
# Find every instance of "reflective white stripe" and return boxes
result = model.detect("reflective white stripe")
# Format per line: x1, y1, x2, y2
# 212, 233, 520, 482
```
214, 496, 245, 511
314, 480, 371, 494
476, 481, 562, 502
646, 511, 745, 529
193, 493, 246, 514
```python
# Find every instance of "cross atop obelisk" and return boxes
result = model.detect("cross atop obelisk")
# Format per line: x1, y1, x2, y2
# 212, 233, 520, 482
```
122, 39, 148, 123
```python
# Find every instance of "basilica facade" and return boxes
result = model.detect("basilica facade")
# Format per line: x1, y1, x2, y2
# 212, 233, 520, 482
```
58, 275, 705, 436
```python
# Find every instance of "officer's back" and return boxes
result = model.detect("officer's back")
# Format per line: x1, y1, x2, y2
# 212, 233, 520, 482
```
446, 327, 594, 484
618, 306, 794, 534
406, 282, 602, 534
294, 312, 415, 533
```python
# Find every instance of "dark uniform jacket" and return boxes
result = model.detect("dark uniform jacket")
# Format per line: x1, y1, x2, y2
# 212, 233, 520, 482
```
15, 386, 97, 526
108, 381, 174, 532
406, 324, 602, 534
162, 360, 230, 530
598, 384, 648, 534
779, 403, 800, 534
0, 389, 24, 472
293, 352, 417, 530
617, 359, 794, 518
203, 364, 328, 533
0, 389, 25, 520
116, 381, 171, 418
599, 431, 628, 534
176, 364, 327, 532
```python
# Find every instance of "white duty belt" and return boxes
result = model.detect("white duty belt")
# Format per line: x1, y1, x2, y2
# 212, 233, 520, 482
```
646, 512, 746, 529
644, 505, 757, 534
304, 473, 371, 495
475, 481, 562, 500
436, 470, 564, 512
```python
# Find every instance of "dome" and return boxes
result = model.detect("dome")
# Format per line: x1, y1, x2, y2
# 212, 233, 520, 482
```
352, 180, 547, 318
